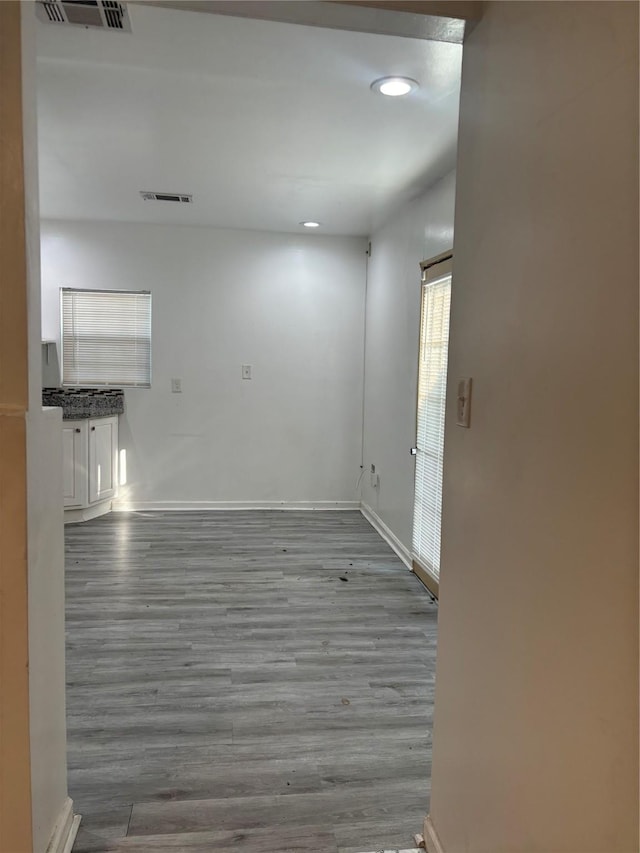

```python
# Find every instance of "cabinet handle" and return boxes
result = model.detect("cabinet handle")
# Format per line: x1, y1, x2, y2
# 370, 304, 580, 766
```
90, 426, 96, 431
75, 428, 81, 433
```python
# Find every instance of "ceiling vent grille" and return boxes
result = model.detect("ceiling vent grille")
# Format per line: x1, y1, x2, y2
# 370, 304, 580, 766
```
36, 0, 132, 32
140, 192, 193, 204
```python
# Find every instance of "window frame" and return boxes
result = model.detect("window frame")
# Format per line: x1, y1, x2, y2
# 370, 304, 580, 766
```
411, 252, 453, 599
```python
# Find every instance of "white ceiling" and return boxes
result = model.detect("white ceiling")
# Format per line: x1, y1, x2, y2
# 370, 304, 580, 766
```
36, 3, 462, 236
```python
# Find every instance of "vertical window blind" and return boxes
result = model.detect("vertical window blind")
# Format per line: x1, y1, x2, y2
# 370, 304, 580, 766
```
412, 265, 452, 582
61, 288, 152, 387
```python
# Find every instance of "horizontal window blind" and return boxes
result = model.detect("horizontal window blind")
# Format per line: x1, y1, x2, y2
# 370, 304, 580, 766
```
61, 288, 152, 387
412, 269, 451, 581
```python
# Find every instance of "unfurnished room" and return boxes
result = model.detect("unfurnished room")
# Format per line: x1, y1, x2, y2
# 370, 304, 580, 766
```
35, 1, 462, 850
1, 3, 638, 853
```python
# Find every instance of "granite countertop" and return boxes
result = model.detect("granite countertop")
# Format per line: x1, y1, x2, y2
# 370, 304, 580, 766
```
42, 388, 125, 420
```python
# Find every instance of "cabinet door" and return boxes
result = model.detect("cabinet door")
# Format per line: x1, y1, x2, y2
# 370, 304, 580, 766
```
62, 422, 87, 508
88, 417, 118, 504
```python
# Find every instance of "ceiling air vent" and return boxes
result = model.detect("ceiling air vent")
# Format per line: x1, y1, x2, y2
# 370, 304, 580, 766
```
36, 0, 132, 32
140, 192, 193, 204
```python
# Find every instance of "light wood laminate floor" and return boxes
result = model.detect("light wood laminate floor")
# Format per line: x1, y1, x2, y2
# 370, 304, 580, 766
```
65, 511, 437, 853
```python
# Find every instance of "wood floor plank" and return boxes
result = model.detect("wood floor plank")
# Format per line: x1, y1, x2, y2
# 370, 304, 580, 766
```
115, 824, 339, 852
127, 780, 427, 836
65, 511, 437, 853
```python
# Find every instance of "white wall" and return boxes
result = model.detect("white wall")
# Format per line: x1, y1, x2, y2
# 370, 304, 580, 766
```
41, 222, 367, 507
27, 408, 68, 853
427, 3, 639, 852
361, 172, 456, 551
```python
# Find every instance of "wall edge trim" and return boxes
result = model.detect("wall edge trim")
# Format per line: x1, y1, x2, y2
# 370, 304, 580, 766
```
61, 816, 81, 853
111, 500, 361, 512
45, 798, 80, 853
423, 815, 445, 853
360, 502, 412, 567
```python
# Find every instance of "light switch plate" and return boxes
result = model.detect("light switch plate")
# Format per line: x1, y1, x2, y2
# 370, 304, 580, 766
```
242, 364, 252, 380
171, 378, 182, 393
456, 377, 472, 427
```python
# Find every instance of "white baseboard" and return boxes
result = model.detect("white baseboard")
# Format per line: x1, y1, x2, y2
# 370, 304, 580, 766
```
423, 815, 445, 853
64, 500, 111, 525
63, 816, 81, 853
360, 502, 412, 568
111, 500, 360, 512
45, 797, 80, 853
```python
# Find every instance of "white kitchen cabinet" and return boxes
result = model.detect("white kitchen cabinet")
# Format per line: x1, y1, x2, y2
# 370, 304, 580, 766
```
88, 417, 118, 503
63, 416, 118, 521
62, 422, 87, 508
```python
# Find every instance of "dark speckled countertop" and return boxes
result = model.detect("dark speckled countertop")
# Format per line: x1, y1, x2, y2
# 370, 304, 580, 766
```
42, 388, 125, 420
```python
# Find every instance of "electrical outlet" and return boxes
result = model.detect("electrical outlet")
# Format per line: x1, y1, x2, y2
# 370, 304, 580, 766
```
242, 364, 252, 380
171, 378, 182, 393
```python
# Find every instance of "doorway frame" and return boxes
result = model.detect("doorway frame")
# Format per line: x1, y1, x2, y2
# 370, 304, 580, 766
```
4, 3, 480, 849
0, 2, 34, 850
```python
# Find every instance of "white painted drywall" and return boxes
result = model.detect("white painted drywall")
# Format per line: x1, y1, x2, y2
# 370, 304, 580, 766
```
429, 3, 639, 852
27, 408, 67, 853
361, 172, 456, 547
40, 222, 367, 506
22, 4, 70, 852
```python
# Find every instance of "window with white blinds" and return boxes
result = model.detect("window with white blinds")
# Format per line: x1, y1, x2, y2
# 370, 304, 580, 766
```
412, 265, 452, 583
61, 288, 152, 387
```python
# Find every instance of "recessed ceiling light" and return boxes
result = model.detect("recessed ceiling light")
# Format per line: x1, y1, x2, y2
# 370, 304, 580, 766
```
301, 221, 321, 228
371, 77, 418, 97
